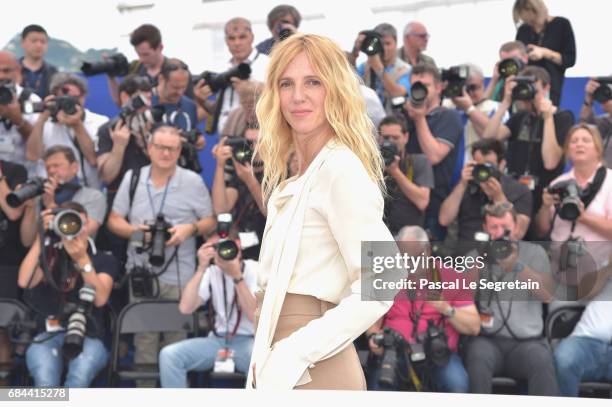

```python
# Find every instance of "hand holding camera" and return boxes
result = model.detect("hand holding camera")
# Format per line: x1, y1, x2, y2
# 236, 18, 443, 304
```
110, 118, 131, 148
480, 177, 506, 202
535, 94, 555, 119
460, 161, 476, 186
502, 75, 517, 106
452, 87, 473, 112
193, 79, 213, 106
42, 176, 60, 209
56, 104, 84, 128
495, 243, 520, 274
527, 44, 546, 61
62, 231, 90, 266
166, 223, 197, 247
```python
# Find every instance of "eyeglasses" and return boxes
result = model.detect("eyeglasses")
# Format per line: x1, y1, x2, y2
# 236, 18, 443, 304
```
407, 33, 430, 40
483, 201, 514, 217
151, 142, 181, 154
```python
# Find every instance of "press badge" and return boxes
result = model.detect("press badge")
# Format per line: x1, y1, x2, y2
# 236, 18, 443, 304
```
518, 174, 536, 191
214, 348, 235, 373
238, 231, 259, 250
45, 316, 63, 333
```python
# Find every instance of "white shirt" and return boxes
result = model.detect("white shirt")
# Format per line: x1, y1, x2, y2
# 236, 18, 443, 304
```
197, 259, 259, 336
218, 48, 269, 132
0, 85, 41, 176
38, 108, 107, 189
572, 279, 612, 342
248, 139, 399, 389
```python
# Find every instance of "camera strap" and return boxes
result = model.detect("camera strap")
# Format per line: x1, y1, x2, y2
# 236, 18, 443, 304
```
127, 167, 142, 215
63, 126, 89, 187
207, 264, 243, 341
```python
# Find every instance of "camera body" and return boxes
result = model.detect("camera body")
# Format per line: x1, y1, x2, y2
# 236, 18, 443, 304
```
0, 79, 16, 105
359, 30, 384, 57
498, 57, 525, 79
547, 179, 582, 221
379, 138, 399, 167
50, 95, 79, 121
371, 327, 409, 388
178, 128, 203, 174
511, 75, 537, 101
81, 53, 130, 77
193, 63, 252, 93
213, 213, 239, 262
475, 230, 514, 261
119, 94, 148, 121
471, 162, 501, 183
593, 76, 612, 104
441, 65, 469, 98
148, 214, 172, 267
7, 315, 37, 357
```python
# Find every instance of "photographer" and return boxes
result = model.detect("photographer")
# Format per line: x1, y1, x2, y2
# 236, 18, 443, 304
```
17, 201, 117, 387
107, 125, 215, 384
378, 116, 433, 234
97, 75, 153, 207
19, 25, 57, 99
0, 51, 39, 175
484, 41, 529, 103
403, 63, 463, 240
580, 77, 612, 165
439, 139, 532, 254
255, 4, 301, 55
194, 17, 268, 135
464, 202, 557, 395
366, 226, 479, 392
483, 66, 574, 219
20, 146, 106, 248
153, 59, 204, 139
443, 64, 508, 164
513, 0, 576, 106
353, 23, 411, 115
535, 125, 612, 297
211, 130, 265, 260
26, 73, 108, 189
159, 231, 257, 387
398, 21, 436, 68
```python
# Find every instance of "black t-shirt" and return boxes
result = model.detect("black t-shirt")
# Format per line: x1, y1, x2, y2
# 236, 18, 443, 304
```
505, 109, 574, 210
384, 153, 434, 235
457, 174, 533, 252
96, 120, 150, 204
405, 107, 463, 215
516, 17, 576, 106
27, 251, 119, 339
0, 160, 27, 265
226, 171, 266, 260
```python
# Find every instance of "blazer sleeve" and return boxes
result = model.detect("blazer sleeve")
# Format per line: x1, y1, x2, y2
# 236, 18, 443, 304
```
256, 150, 399, 389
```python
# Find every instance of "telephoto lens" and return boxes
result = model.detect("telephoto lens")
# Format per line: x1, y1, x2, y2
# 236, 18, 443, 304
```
62, 285, 96, 360
409, 81, 428, 107
51, 208, 84, 239
498, 57, 524, 78
6, 177, 47, 208
149, 214, 171, 267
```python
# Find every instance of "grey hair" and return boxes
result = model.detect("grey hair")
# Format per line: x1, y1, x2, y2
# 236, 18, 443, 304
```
396, 226, 430, 251
464, 63, 484, 81
49, 72, 88, 96
374, 23, 397, 42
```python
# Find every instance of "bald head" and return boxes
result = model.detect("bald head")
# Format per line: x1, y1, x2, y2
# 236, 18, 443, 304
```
225, 17, 254, 63
224, 17, 252, 36
0, 51, 19, 83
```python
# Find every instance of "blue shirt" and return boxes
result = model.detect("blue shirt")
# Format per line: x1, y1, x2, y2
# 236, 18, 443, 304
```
357, 59, 411, 112
151, 94, 198, 131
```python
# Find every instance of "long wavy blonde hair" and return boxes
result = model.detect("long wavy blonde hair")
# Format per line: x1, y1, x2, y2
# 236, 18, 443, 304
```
254, 33, 385, 202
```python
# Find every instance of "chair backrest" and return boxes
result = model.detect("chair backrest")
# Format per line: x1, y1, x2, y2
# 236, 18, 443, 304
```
116, 300, 196, 335
545, 305, 585, 348
0, 299, 29, 327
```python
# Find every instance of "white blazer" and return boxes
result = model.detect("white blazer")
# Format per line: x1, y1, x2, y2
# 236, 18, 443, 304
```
246, 139, 397, 389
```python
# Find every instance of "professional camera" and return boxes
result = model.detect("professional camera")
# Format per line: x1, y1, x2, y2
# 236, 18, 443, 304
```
0, 79, 16, 105
7, 314, 37, 357
422, 320, 451, 367
278, 20, 294, 41
132, 214, 172, 266
471, 162, 501, 183
379, 138, 399, 167
547, 179, 583, 221
409, 81, 429, 107
359, 30, 384, 57
49, 95, 79, 120
6, 177, 47, 207
49, 208, 84, 240
213, 213, 239, 262
179, 128, 203, 174
81, 53, 130, 77
119, 93, 148, 121
225, 137, 254, 165
61, 284, 96, 359
498, 57, 525, 79
193, 63, 251, 93
592, 76, 612, 104
511, 75, 537, 101
371, 327, 411, 388
441, 65, 469, 98
475, 230, 514, 261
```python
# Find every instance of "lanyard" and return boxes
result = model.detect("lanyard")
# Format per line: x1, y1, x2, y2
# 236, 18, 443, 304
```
221, 274, 238, 344
145, 171, 172, 218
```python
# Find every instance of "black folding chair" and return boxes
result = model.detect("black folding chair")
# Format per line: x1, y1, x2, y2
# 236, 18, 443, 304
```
545, 305, 612, 398
108, 300, 197, 387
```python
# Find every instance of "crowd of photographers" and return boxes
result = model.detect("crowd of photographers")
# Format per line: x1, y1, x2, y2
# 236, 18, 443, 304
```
0, 0, 611, 396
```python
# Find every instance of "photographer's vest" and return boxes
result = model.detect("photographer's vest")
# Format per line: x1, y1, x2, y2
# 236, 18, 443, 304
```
363, 60, 411, 113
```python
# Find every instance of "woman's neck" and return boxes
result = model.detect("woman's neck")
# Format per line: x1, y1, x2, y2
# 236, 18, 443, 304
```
293, 129, 334, 176
574, 160, 600, 185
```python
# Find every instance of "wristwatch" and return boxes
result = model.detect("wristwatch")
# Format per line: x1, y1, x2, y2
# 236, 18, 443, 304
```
232, 276, 244, 285
78, 263, 94, 274
444, 306, 456, 318
512, 261, 526, 274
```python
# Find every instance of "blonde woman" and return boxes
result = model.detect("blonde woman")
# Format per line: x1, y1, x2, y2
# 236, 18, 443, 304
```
513, 0, 576, 106
246, 34, 398, 390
